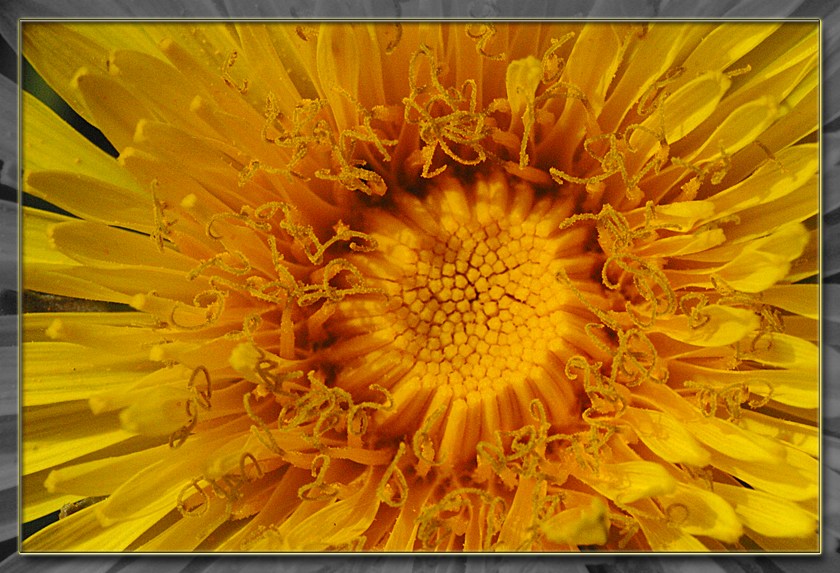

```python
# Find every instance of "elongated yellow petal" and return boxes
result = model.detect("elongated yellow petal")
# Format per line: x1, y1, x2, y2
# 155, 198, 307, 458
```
659, 483, 742, 543
586, 461, 677, 504
738, 411, 818, 457
681, 23, 779, 78
23, 501, 171, 552
49, 219, 197, 271
539, 497, 609, 546
72, 68, 157, 152
622, 407, 710, 466
251, 470, 381, 550
22, 342, 154, 407
23, 404, 135, 475
22, 91, 141, 191
685, 417, 783, 464
651, 305, 758, 347
45, 445, 166, 497
746, 333, 818, 369
715, 482, 816, 538
712, 447, 818, 502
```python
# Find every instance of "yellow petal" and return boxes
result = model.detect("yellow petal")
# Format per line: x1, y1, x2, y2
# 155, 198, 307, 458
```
315, 24, 360, 133
506, 56, 542, 122
72, 67, 157, 152
680, 23, 779, 78
382, 478, 437, 551
710, 144, 818, 219
651, 304, 758, 347
96, 419, 250, 525
22, 341, 154, 407
140, 493, 231, 551
22, 91, 140, 191
721, 175, 817, 243
105, 49, 218, 139
711, 447, 817, 502
682, 96, 778, 164
685, 416, 784, 464
118, 386, 193, 437
602, 23, 710, 131
25, 171, 152, 233
22, 500, 171, 552
658, 483, 742, 543
23, 402, 135, 475
22, 476, 80, 523
236, 24, 304, 110
587, 461, 677, 504
496, 476, 539, 550
672, 222, 809, 293
770, 284, 822, 326
738, 410, 818, 457
539, 497, 609, 546
23, 23, 108, 124
562, 25, 624, 115
48, 219, 197, 271
635, 513, 707, 551
634, 71, 731, 146
715, 483, 816, 538
668, 359, 818, 410
622, 407, 710, 466
253, 469, 381, 550
745, 333, 818, 370
27, 311, 158, 351
22, 207, 78, 267
45, 445, 166, 497
23, 264, 133, 305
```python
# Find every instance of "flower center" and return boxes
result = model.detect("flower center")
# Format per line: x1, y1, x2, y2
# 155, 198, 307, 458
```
328, 172, 605, 466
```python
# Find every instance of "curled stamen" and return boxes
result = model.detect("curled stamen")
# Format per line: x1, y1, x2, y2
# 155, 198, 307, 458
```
150, 179, 176, 253
347, 384, 394, 436
168, 397, 200, 449
556, 269, 620, 332
240, 452, 264, 481
177, 478, 209, 517
168, 420, 194, 449
222, 50, 248, 93
169, 290, 226, 331
243, 392, 285, 455
540, 33, 575, 84
725, 63, 752, 78
298, 454, 339, 501
684, 380, 719, 417
680, 293, 711, 329
638, 66, 684, 117
189, 366, 212, 410
416, 488, 506, 550
334, 86, 400, 162
188, 250, 252, 281
297, 259, 382, 306
404, 45, 496, 178
603, 254, 676, 327
465, 23, 506, 61
664, 502, 690, 526
377, 442, 408, 508
413, 403, 448, 470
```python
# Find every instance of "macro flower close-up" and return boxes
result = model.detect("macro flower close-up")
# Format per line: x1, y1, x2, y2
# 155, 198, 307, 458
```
19, 20, 820, 552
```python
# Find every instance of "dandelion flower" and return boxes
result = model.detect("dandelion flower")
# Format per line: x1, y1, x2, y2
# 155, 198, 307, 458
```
21, 21, 820, 552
